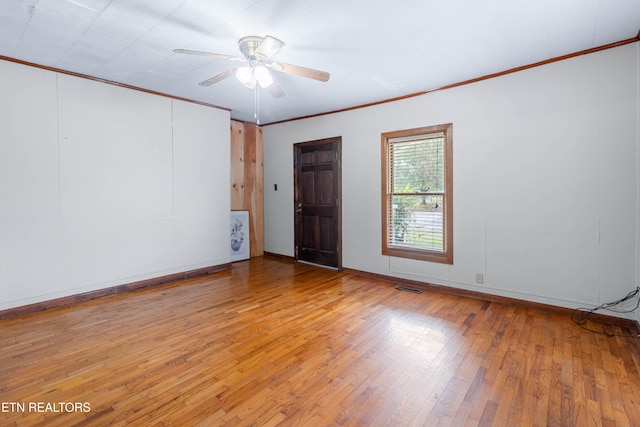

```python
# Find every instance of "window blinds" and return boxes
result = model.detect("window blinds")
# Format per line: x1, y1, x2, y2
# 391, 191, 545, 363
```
388, 132, 445, 251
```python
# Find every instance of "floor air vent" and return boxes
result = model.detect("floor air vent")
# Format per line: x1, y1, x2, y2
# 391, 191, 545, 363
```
395, 285, 423, 294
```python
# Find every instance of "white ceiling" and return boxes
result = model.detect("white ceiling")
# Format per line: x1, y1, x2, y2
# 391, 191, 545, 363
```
1, 0, 639, 124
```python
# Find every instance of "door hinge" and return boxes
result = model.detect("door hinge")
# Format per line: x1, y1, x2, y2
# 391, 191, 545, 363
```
295, 245, 299, 259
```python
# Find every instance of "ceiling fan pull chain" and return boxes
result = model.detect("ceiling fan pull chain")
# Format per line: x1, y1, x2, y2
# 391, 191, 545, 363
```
254, 86, 260, 124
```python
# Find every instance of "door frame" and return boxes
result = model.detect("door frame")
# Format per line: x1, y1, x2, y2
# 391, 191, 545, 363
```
293, 136, 342, 270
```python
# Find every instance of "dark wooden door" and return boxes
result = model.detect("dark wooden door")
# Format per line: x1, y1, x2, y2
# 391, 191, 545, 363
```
294, 137, 341, 269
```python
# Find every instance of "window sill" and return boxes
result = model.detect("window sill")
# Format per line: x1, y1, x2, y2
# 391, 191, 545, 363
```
382, 247, 453, 264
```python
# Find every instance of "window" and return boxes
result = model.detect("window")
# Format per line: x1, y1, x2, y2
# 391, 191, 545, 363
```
381, 123, 453, 264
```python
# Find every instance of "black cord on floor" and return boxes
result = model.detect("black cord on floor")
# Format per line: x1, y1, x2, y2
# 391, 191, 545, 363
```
571, 286, 640, 337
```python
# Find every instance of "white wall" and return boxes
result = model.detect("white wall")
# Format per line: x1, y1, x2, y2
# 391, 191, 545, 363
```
0, 59, 230, 310
263, 42, 640, 318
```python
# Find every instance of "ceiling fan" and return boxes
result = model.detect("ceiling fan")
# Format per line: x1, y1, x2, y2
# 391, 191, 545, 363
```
174, 35, 330, 98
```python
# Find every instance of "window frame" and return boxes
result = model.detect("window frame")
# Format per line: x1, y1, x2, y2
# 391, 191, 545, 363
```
381, 123, 453, 264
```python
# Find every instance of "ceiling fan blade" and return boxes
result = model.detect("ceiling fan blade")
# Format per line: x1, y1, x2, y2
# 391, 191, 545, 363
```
173, 49, 245, 62
199, 68, 237, 86
254, 35, 285, 60
268, 82, 285, 98
270, 62, 330, 82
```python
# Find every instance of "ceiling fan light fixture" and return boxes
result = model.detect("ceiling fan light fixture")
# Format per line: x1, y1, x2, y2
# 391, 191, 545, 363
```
235, 66, 257, 88
244, 78, 258, 89
254, 65, 273, 88
236, 64, 273, 89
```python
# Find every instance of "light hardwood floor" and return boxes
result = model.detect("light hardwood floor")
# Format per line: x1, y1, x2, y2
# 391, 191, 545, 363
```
1, 256, 640, 426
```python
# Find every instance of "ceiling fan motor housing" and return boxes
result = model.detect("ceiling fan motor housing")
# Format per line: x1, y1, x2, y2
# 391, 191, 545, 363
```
238, 36, 263, 59
238, 35, 286, 61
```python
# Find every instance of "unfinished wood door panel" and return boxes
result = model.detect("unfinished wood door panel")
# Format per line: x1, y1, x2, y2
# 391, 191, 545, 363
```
230, 120, 263, 257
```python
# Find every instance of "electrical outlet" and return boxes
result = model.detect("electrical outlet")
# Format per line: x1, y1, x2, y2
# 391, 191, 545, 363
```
475, 273, 484, 284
